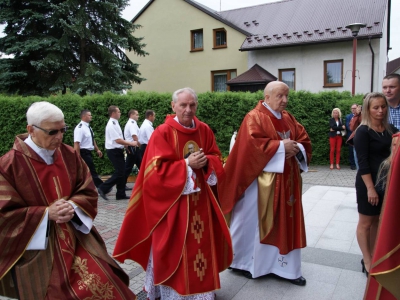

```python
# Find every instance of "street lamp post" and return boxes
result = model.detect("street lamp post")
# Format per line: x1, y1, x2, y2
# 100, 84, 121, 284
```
345, 23, 367, 96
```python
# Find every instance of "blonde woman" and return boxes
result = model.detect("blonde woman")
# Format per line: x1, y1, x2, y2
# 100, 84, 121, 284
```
353, 93, 398, 276
329, 108, 345, 169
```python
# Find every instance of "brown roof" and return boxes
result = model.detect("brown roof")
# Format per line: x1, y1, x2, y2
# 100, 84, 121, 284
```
218, 0, 388, 51
387, 57, 400, 74
227, 64, 277, 85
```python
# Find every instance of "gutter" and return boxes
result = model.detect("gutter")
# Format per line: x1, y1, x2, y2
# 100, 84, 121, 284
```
368, 37, 375, 92
239, 35, 382, 52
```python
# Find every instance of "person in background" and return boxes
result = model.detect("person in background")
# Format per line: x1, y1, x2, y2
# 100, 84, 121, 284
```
74, 109, 104, 187
0, 102, 136, 300
353, 93, 397, 277
97, 106, 138, 201
345, 104, 358, 170
382, 74, 400, 130
113, 88, 232, 299
348, 104, 363, 169
329, 108, 345, 170
138, 110, 155, 159
124, 109, 141, 188
219, 81, 312, 286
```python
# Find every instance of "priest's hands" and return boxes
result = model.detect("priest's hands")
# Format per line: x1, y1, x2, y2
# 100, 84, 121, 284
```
49, 200, 75, 223
283, 139, 300, 159
188, 150, 207, 169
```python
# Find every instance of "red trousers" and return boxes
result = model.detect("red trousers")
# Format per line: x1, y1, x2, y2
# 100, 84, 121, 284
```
329, 135, 342, 164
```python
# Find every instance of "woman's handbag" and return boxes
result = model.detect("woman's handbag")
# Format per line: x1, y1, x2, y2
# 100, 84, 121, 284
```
341, 128, 347, 137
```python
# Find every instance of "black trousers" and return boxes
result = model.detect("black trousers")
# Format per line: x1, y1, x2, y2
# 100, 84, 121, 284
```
99, 148, 126, 198
124, 148, 141, 184
80, 149, 103, 187
140, 144, 147, 161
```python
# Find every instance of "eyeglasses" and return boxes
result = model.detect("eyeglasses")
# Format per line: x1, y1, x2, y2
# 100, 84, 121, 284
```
33, 125, 68, 135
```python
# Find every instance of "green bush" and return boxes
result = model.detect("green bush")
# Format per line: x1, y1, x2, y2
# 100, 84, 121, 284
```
0, 90, 364, 174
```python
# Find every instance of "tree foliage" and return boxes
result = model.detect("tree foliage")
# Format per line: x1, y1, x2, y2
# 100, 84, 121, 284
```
0, 0, 147, 96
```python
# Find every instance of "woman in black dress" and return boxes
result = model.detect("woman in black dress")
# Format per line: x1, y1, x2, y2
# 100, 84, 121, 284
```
354, 92, 397, 276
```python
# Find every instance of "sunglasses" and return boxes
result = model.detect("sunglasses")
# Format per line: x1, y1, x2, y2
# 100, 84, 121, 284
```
33, 124, 68, 135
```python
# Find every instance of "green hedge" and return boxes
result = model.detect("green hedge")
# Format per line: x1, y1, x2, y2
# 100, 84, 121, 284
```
0, 90, 363, 174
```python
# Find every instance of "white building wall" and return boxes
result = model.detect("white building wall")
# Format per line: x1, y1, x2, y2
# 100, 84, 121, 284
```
377, 3, 389, 84
248, 38, 384, 94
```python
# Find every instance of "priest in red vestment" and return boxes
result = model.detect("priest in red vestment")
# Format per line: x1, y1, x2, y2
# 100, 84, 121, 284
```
219, 81, 312, 286
364, 133, 400, 300
0, 102, 135, 300
113, 87, 233, 300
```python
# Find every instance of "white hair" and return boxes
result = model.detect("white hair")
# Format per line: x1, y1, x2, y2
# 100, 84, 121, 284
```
26, 101, 64, 126
172, 87, 198, 103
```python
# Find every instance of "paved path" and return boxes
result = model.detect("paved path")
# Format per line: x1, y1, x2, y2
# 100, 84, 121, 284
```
2, 165, 365, 299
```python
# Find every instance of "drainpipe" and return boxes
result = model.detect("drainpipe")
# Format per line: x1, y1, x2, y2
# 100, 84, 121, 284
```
368, 37, 374, 92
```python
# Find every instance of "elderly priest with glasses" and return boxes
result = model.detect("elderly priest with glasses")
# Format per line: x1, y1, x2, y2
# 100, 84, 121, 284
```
0, 102, 136, 300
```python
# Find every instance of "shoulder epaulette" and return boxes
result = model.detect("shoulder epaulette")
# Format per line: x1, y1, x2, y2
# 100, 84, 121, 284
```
78, 123, 82, 128
112, 121, 116, 125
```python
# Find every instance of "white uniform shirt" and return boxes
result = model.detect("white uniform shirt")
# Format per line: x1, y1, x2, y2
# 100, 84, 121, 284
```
124, 118, 139, 142
105, 118, 124, 149
74, 121, 94, 150
138, 119, 154, 145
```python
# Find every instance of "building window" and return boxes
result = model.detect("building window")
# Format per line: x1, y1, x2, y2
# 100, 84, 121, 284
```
213, 28, 227, 49
324, 60, 343, 87
191, 29, 203, 52
279, 68, 295, 90
211, 69, 237, 91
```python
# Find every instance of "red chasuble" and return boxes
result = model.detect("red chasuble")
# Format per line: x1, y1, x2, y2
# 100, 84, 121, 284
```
0, 134, 135, 300
114, 115, 233, 296
364, 133, 400, 300
219, 101, 312, 254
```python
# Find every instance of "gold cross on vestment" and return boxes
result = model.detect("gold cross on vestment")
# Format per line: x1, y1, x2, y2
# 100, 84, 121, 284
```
192, 182, 201, 206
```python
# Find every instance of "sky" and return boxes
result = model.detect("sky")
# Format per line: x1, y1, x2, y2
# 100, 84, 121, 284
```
0, 0, 399, 60
122, 0, 400, 61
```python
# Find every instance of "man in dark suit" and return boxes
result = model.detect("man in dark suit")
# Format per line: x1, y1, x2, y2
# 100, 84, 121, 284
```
345, 104, 357, 170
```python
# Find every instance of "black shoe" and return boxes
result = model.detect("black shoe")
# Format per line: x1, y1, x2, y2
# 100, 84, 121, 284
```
97, 188, 109, 200
125, 186, 132, 191
241, 270, 253, 279
361, 259, 369, 277
351, 165, 357, 170
116, 195, 130, 200
288, 276, 306, 286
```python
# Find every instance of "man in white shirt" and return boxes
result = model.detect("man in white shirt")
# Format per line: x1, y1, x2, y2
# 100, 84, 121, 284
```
124, 109, 141, 186
97, 106, 138, 200
138, 110, 155, 159
74, 109, 103, 187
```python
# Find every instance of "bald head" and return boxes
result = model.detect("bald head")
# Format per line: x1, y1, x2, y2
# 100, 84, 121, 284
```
264, 81, 289, 97
264, 81, 289, 113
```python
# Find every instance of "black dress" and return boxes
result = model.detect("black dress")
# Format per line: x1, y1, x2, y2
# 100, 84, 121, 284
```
354, 125, 397, 215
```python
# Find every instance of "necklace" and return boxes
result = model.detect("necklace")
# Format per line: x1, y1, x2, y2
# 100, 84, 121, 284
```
371, 128, 384, 137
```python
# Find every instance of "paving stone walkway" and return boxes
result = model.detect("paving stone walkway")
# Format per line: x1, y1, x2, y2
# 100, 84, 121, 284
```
1, 165, 365, 299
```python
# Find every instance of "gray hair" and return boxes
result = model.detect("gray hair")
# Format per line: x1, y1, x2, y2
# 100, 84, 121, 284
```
172, 87, 198, 103
27, 101, 64, 126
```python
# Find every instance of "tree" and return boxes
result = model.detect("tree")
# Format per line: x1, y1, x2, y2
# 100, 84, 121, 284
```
0, 0, 147, 96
